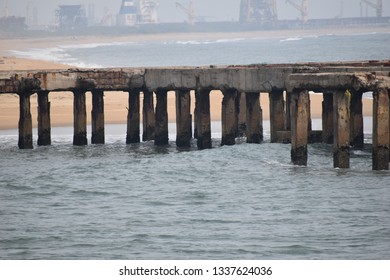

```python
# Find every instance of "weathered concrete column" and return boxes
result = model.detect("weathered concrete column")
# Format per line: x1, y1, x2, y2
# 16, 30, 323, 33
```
269, 90, 285, 143
222, 89, 237, 146
290, 89, 309, 166
155, 89, 169, 146
91, 89, 105, 144
372, 88, 389, 170
285, 91, 292, 131
18, 92, 33, 149
142, 90, 155, 142
350, 90, 364, 148
176, 90, 192, 147
126, 91, 140, 144
37, 91, 51, 146
237, 92, 247, 137
195, 89, 212, 149
246, 92, 263, 144
322, 93, 333, 144
73, 90, 87, 146
333, 90, 351, 169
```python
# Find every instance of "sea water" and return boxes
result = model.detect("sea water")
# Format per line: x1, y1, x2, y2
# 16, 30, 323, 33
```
1, 32, 390, 260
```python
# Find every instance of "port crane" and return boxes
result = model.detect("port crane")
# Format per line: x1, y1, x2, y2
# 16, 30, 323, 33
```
285, 0, 308, 22
175, 0, 195, 25
361, 0, 382, 17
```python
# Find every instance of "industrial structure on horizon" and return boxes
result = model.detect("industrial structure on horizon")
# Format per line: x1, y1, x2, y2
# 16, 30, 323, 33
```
0, 0, 388, 34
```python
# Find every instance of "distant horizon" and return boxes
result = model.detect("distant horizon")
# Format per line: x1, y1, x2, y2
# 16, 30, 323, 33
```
2, 0, 390, 27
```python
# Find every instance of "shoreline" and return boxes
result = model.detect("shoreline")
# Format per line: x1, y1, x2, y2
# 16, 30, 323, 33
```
0, 26, 380, 130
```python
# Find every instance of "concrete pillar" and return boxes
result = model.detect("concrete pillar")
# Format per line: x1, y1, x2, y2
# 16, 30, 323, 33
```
322, 93, 333, 144
195, 89, 212, 149
372, 88, 389, 170
73, 90, 87, 146
155, 89, 169, 146
246, 92, 263, 143
290, 89, 309, 166
142, 90, 155, 142
269, 90, 285, 143
18, 92, 33, 149
237, 92, 247, 137
126, 91, 140, 144
222, 89, 237, 146
91, 89, 105, 144
176, 90, 192, 147
350, 90, 364, 148
333, 90, 351, 169
307, 94, 312, 132
285, 91, 292, 131
37, 91, 51, 146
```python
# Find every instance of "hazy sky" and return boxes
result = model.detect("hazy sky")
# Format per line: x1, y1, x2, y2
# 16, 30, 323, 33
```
2, 0, 390, 25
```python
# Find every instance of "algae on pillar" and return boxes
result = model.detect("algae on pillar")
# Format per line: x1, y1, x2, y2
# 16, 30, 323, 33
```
126, 91, 140, 144
18, 91, 33, 149
222, 89, 237, 146
37, 91, 51, 146
155, 89, 169, 146
290, 89, 309, 166
91, 89, 105, 144
246, 92, 263, 144
195, 89, 212, 149
142, 90, 155, 142
333, 90, 351, 168
73, 90, 88, 146
176, 90, 192, 148
372, 88, 389, 170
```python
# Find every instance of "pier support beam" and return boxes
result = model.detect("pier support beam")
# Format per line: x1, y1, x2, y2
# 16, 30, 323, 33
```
126, 91, 140, 144
91, 90, 105, 144
37, 91, 51, 146
237, 92, 247, 137
372, 88, 389, 170
142, 90, 155, 142
322, 93, 333, 144
350, 90, 364, 148
176, 90, 192, 147
285, 91, 292, 131
269, 90, 285, 143
222, 89, 237, 146
291, 90, 309, 166
246, 92, 263, 143
333, 90, 351, 169
18, 92, 33, 149
73, 90, 87, 146
155, 89, 169, 146
195, 89, 212, 149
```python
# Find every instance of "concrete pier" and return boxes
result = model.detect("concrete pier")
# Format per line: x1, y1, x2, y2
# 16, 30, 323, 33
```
37, 91, 51, 146
175, 90, 192, 147
350, 90, 364, 148
333, 90, 351, 169
2, 61, 390, 170
126, 91, 140, 144
91, 90, 105, 144
195, 89, 212, 149
142, 90, 155, 142
18, 92, 33, 149
372, 88, 389, 170
73, 90, 87, 146
269, 90, 285, 143
322, 93, 333, 144
222, 89, 238, 146
155, 89, 169, 146
290, 90, 309, 166
245, 92, 263, 143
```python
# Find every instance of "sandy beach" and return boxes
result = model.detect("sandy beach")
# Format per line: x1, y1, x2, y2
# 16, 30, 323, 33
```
0, 27, 380, 131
